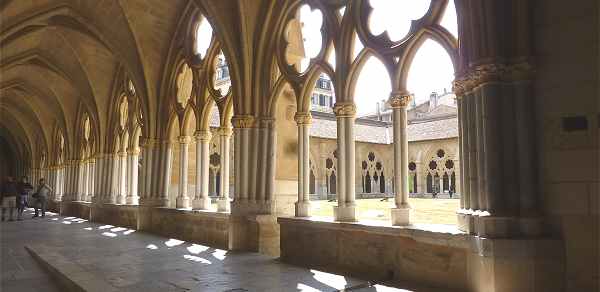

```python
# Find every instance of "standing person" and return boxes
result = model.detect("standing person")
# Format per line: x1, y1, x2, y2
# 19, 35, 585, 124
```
33, 178, 52, 218
1, 176, 18, 221
17, 176, 34, 220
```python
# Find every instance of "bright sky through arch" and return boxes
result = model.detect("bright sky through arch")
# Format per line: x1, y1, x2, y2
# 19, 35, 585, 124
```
301, 1, 458, 116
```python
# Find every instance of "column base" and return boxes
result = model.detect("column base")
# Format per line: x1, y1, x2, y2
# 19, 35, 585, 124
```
126, 196, 139, 205
176, 196, 190, 209
192, 197, 212, 210
457, 209, 475, 234
475, 213, 518, 238
217, 198, 230, 212
294, 201, 311, 217
390, 207, 411, 226
333, 205, 357, 222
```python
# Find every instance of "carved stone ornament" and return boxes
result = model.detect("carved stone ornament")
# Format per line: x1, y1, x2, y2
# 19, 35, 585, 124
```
194, 130, 212, 141
217, 127, 233, 136
333, 102, 356, 117
258, 117, 276, 129
388, 93, 412, 108
453, 61, 535, 95
231, 115, 255, 128
294, 112, 312, 125
178, 135, 192, 144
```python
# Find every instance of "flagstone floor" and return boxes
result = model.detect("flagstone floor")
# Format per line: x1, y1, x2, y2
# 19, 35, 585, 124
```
1, 209, 452, 292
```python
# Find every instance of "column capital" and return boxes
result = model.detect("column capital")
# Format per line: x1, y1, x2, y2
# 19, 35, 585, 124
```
452, 61, 535, 95
294, 112, 312, 125
333, 102, 356, 118
257, 117, 276, 129
178, 135, 192, 144
194, 130, 212, 141
141, 137, 159, 147
388, 92, 412, 108
231, 115, 255, 129
217, 127, 233, 137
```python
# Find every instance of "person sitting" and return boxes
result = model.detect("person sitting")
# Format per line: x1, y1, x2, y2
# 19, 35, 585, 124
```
1, 176, 18, 221
33, 178, 52, 218
17, 176, 33, 220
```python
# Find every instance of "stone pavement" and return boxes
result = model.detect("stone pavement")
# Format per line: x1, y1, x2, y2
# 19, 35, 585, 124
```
1, 209, 449, 292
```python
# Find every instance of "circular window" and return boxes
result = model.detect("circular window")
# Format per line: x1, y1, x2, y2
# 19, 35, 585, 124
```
368, 152, 375, 162
361, 161, 368, 170
445, 160, 454, 169
375, 161, 382, 171
210, 153, 220, 166
408, 162, 416, 171
326, 158, 334, 169
429, 160, 437, 170
437, 149, 445, 158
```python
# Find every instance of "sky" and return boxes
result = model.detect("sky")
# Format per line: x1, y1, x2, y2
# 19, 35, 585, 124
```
300, 0, 458, 116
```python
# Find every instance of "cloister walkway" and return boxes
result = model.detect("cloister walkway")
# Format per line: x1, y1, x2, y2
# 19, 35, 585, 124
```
0, 209, 453, 292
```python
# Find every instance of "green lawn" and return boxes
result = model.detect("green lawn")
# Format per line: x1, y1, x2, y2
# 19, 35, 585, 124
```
310, 198, 459, 225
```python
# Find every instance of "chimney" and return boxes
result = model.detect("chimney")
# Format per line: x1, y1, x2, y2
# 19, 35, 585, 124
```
376, 101, 381, 121
429, 91, 438, 112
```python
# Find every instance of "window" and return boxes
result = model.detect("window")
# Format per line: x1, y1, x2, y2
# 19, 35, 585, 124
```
319, 94, 326, 106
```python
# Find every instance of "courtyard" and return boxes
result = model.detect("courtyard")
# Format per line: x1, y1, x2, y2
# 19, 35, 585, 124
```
310, 198, 459, 225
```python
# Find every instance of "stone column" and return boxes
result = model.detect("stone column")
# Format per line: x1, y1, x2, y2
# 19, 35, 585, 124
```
159, 141, 173, 207
116, 150, 127, 204
87, 159, 95, 202
389, 93, 412, 226
193, 130, 212, 210
332, 102, 356, 221
126, 149, 139, 205
176, 136, 191, 208
217, 127, 232, 212
294, 112, 311, 217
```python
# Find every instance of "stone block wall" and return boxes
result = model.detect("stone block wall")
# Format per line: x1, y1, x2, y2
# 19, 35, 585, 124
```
534, 0, 599, 290
278, 217, 564, 292
148, 208, 229, 250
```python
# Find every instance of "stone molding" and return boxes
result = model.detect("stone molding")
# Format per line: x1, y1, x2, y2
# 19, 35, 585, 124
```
294, 112, 312, 125
333, 102, 356, 118
453, 61, 535, 95
388, 93, 412, 108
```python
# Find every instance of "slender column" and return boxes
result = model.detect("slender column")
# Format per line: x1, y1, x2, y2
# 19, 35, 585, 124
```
217, 127, 232, 212
176, 136, 191, 208
87, 159, 95, 201
159, 141, 173, 207
294, 112, 312, 217
108, 154, 118, 204
193, 130, 212, 210
332, 102, 356, 221
116, 150, 127, 204
126, 149, 140, 205
389, 93, 412, 225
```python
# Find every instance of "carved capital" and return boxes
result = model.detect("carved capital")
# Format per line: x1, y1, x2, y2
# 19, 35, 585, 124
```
294, 112, 312, 125
194, 130, 212, 141
333, 102, 356, 118
258, 117, 276, 129
453, 60, 535, 95
217, 127, 233, 137
178, 135, 192, 144
231, 115, 255, 128
388, 93, 412, 108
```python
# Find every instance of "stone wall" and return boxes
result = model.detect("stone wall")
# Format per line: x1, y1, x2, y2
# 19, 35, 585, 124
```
278, 217, 564, 292
147, 208, 229, 250
534, 0, 599, 290
60, 202, 91, 220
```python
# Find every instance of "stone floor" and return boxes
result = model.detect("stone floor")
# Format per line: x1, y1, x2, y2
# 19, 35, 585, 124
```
1, 209, 450, 292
